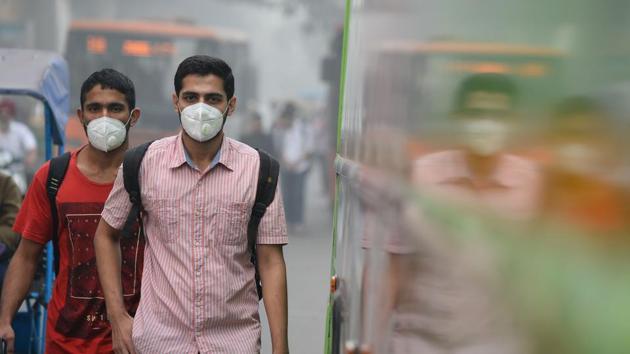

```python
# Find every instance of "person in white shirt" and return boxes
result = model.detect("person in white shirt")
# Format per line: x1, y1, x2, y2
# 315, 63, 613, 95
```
279, 102, 313, 231
0, 99, 38, 193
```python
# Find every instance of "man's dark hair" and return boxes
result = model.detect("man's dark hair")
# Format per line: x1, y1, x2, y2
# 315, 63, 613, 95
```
453, 73, 517, 113
80, 68, 136, 109
281, 102, 297, 120
174, 55, 235, 100
550, 96, 608, 135
552, 96, 603, 120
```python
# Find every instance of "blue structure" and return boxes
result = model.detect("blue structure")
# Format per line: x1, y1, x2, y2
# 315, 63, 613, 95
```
0, 48, 69, 354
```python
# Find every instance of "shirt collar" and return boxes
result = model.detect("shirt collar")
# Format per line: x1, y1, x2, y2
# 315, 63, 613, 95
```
445, 150, 517, 188
168, 132, 234, 172
168, 133, 188, 169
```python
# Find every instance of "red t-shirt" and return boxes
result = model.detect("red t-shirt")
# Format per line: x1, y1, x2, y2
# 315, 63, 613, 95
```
13, 150, 144, 354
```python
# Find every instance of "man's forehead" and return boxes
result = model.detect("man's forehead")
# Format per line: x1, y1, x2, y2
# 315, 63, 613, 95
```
465, 91, 511, 111
84, 86, 127, 104
181, 74, 226, 95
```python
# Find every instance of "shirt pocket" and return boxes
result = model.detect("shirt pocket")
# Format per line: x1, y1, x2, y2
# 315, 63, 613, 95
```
151, 199, 180, 243
214, 202, 250, 245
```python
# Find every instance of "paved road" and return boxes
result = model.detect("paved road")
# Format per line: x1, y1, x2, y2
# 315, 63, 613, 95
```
261, 167, 333, 354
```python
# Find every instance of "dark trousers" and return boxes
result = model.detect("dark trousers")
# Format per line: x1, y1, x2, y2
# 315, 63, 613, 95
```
282, 169, 308, 225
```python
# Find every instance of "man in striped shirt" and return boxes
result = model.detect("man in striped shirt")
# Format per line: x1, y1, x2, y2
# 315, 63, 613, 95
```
94, 56, 289, 354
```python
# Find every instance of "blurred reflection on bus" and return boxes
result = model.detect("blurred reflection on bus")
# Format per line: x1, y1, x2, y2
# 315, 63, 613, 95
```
541, 96, 629, 238
373, 74, 540, 354
328, 2, 630, 354
412, 73, 540, 219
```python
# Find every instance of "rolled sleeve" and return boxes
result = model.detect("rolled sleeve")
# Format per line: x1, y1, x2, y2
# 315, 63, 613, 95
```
12, 165, 52, 245
101, 166, 132, 230
256, 184, 288, 245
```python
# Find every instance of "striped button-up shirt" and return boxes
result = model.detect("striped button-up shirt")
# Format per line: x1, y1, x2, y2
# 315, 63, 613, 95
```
101, 134, 288, 353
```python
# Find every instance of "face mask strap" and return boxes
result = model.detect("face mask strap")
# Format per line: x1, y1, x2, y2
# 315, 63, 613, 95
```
123, 109, 137, 132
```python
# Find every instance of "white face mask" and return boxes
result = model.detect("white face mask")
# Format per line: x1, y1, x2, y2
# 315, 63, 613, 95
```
460, 119, 510, 156
86, 116, 130, 152
179, 102, 228, 142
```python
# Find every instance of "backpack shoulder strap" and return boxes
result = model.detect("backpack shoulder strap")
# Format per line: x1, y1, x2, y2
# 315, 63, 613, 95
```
46, 152, 71, 275
247, 149, 280, 299
121, 141, 154, 237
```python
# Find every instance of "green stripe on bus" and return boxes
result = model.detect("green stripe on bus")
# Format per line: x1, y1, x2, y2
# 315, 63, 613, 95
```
325, 0, 352, 352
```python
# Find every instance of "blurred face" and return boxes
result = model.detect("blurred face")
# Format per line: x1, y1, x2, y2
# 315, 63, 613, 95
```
0, 106, 12, 125
247, 118, 262, 134
551, 113, 614, 175
457, 91, 514, 156
172, 74, 236, 115
77, 85, 138, 126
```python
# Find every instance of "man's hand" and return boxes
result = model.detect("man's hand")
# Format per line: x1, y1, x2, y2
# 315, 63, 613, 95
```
0, 238, 44, 354
0, 323, 15, 354
110, 313, 136, 354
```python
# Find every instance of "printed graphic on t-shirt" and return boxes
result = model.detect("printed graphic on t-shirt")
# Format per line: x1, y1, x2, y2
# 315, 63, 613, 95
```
55, 202, 143, 339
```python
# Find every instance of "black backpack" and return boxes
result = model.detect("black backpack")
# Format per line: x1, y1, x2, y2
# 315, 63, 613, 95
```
47, 143, 279, 299
46, 152, 146, 275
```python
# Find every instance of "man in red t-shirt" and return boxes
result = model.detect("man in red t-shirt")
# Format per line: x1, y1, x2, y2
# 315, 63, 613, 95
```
0, 69, 144, 354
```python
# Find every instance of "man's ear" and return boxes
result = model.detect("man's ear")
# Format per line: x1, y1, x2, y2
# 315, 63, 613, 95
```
172, 93, 179, 113
227, 96, 237, 116
129, 108, 141, 127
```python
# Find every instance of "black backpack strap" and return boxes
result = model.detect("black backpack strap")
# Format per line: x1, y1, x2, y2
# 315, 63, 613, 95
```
46, 152, 71, 275
121, 141, 154, 238
248, 149, 280, 299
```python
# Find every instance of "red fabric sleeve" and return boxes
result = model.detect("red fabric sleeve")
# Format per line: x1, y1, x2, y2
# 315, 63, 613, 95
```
12, 162, 53, 245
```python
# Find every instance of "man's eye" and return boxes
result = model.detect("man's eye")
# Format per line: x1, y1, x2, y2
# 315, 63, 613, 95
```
185, 96, 196, 102
111, 107, 123, 113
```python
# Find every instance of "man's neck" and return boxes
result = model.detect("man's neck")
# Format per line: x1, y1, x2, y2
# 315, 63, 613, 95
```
76, 142, 127, 184
182, 132, 223, 172
463, 151, 500, 181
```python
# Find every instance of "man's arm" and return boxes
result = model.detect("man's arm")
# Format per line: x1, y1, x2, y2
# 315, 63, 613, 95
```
0, 239, 44, 353
258, 244, 288, 354
94, 219, 136, 354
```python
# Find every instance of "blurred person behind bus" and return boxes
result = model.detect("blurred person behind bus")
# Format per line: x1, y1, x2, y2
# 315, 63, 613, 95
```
542, 96, 629, 237
279, 102, 314, 232
240, 111, 276, 157
0, 69, 144, 354
0, 172, 21, 296
0, 98, 38, 193
312, 106, 333, 203
375, 73, 541, 354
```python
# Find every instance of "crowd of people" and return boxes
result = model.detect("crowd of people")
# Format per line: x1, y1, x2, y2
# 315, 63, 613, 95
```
240, 101, 333, 232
